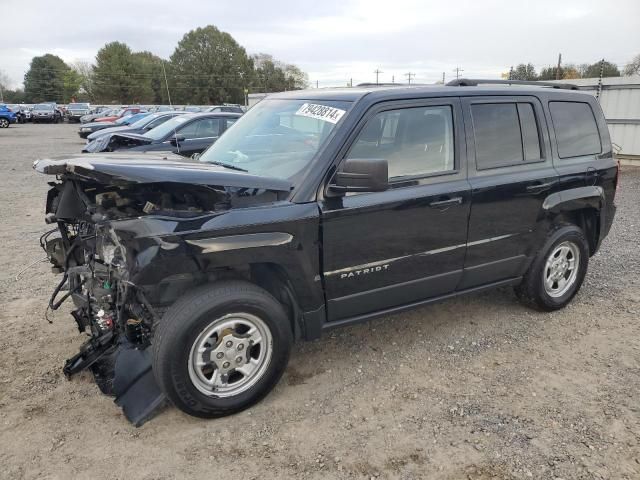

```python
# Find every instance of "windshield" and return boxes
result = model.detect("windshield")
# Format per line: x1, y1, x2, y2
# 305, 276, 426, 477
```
130, 113, 161, 129
199, 99, 351, 180
34, 104, 53, 111
120, 112, 148, 125
143, 114, 195, 141
115, 115, 133, 125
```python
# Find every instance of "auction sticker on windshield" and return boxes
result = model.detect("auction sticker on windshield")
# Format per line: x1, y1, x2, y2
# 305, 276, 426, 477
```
295, 103, 346, 124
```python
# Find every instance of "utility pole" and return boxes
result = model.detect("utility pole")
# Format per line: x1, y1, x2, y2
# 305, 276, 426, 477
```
316, 80, 319, 88
374, 68, 383, 85
405, 72, 415, 84
442, 72, 445, 84
508, 66, 514, 81
453, 67, 463, 80
349, 78, 353, 87
391, 75, 395, 84
555, 53, 562, 80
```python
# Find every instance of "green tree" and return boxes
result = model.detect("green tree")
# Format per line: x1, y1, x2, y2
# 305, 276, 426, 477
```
253, 53, 309, 91
62, 69, 82, 102
131, 51, 166, 104
169, 25, 254, 104
583, 60, 620, 78
93, 42, 137, 103
510, 63, 537, 81
24, 54, 76, 103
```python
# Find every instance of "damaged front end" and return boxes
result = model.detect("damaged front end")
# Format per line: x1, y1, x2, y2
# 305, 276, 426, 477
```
34, 154, 291, 425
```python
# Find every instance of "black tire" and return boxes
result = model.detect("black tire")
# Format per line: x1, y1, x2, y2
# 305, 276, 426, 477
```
0, 119, 9, 128
152, 280, 293, 418
515, 225, 589, 311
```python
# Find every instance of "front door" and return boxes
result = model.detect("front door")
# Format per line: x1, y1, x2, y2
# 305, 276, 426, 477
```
320, 98, 471, 322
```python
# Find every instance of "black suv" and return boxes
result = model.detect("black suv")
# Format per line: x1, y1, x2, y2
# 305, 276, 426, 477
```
34, 80, 617, 424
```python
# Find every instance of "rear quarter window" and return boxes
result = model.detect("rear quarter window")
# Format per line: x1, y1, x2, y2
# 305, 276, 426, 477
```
549, 101, 601, 158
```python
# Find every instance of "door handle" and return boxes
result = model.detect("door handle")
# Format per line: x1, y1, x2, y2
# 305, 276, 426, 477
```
429, 197, 463, 208
526, 182, 555, 193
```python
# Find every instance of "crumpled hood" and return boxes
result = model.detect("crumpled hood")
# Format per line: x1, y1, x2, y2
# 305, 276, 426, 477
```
33, 153, 293, 191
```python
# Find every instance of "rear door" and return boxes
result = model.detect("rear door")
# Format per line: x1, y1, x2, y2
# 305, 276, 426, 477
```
460, 95, 558, 288
320, 98, 471, 321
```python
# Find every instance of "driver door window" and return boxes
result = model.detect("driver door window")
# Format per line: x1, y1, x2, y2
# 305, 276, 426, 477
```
349, 106, 455, 180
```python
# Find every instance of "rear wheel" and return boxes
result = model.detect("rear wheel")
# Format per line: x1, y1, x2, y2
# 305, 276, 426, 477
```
0, 118, 9, 128
515, 225, 589, 311
152, 281, 293, 418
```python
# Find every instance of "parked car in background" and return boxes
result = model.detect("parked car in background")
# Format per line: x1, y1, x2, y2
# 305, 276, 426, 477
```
93, 106, 145, 124
32, 103, 63, 123
0, 105, 18, 128
66, 103, 91, 122
83, 112, 241, 155
8, 105, 28, 123
84, 111, 185, 144
80, 106, 112, 123
78, 112, 150, 139
207, 104, 245, 114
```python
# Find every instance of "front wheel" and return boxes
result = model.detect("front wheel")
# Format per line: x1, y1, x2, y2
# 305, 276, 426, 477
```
515, 225, 589, 311
152, 281, 293, 418
0, 118, 9, 128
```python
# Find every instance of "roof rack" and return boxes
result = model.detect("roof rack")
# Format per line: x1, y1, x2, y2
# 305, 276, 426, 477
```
446, 78, 579, 90
356, 82, 408, 87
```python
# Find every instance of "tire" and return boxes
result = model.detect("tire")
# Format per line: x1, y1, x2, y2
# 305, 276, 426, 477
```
0, 118, 9, 128
515, 225, 589, 311
152, 280, 293, 418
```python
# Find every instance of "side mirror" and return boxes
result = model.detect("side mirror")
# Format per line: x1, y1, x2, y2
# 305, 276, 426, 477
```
170, 134, 186, 146
330, 158, 388, 194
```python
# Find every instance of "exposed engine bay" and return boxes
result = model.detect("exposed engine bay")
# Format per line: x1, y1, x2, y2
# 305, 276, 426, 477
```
35, 155, 292, 425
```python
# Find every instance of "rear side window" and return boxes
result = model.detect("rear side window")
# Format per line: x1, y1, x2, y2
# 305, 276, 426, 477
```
471, 102, 542, 170
549, 102, 601, 158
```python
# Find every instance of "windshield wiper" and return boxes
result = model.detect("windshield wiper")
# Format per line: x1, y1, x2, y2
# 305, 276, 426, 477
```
207, 161, 248, 172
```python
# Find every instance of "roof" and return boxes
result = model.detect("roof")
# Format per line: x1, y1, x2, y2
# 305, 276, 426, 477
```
266, 82, 595, 103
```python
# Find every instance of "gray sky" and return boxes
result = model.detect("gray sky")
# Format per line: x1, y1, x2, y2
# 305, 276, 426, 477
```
1, 0, 639, 88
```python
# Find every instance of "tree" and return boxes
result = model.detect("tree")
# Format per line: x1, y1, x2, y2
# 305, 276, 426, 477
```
131, 51, 166, 104
24, 54, 76, 103
71, 61, 95, 101
583, 60, 620, 78
169, 25, 255, 104
93, 42, 137, 103
623, 54, 640, 76
510, 63, 537, 81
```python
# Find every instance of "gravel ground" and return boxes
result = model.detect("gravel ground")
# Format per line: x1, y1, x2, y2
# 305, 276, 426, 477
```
0, 123, 639, 480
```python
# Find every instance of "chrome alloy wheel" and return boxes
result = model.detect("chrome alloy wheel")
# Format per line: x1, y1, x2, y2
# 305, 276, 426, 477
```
188, 313, 273, 397
0, 118, 9, 128
543, 241, 580, 298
